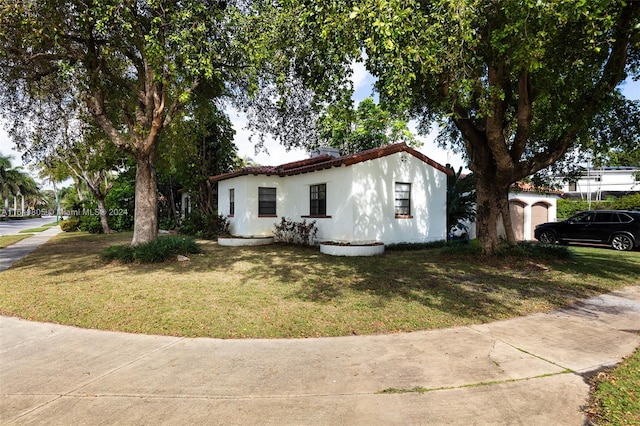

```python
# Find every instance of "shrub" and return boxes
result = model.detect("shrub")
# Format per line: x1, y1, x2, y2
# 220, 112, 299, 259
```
387, 240, 448, 251
80, 215, 103, 234
273, 217, 318, 245
100, 244, 135, 263
557, 194, 640, 220
100, 235, 202, 264
610, 193, 640, 211
493, 241, 573, 261
59, 218, 81, 232
179, 211, 230, 239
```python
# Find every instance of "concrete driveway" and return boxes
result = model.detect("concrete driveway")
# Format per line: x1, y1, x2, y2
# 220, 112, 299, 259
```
2, 287, 639, 425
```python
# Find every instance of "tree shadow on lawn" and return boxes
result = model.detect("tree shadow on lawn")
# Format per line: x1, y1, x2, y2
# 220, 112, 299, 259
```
16, 234, 640, 325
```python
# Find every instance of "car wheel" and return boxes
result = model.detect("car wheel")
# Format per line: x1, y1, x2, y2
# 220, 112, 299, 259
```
611, 234, 634, 251
537, 230, 556, 244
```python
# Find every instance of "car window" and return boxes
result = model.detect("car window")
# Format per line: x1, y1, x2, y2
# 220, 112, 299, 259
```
618, 213, 633, 223
571, 212, 594, 222
594, 212, 618, 223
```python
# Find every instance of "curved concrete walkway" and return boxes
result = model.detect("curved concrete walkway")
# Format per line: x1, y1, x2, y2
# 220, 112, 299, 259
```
1, 286, 639, 425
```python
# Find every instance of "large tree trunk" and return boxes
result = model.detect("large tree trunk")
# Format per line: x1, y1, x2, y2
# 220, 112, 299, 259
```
474, 175, 511, 254
131, 149, 158, 246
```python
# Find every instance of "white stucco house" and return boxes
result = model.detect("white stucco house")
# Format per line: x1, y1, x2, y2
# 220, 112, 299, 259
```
209, 143, 453, 245
557, 166, 640, 200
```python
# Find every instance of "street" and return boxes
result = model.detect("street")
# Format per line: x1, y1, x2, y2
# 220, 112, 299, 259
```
0, 216, 57, 236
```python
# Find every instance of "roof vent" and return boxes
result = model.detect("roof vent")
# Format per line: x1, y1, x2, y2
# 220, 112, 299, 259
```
312, 146, 341, 158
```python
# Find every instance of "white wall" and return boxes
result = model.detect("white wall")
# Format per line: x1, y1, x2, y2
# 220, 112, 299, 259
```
350, 152, 447, 243
219, 175, 284, 237
560, 168, 640, 197
278, 165, 356, 241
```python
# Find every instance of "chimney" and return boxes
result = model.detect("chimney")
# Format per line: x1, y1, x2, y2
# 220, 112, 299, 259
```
312, 146, 341, 158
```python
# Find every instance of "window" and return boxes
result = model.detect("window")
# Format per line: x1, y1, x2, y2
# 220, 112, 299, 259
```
568, 181, 577, 191
229, 189, 235, 216
310, 184, 326, 216
258, 187, 276, 216
594, 212, 617, 223
395, 182, 411, 217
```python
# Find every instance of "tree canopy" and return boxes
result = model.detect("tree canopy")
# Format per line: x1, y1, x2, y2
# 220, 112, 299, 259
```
0, 0, 251, 245
317, 97, 418, 155
286, 0, 640, 252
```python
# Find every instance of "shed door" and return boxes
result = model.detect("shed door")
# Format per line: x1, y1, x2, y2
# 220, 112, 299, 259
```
509, 200, 525, 241
530, 202, 550, 239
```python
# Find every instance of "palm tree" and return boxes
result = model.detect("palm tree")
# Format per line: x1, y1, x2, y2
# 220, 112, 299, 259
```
447, 165, 477, 240
0, 154, 42, 216
1, 155, 19, 215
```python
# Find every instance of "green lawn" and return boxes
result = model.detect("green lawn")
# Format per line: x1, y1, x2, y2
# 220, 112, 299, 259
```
19, 227, 49, 233
0, 234, 33, 248
0, 231, 638, 424
1, 232, 638, 339
587, 348, 640, 425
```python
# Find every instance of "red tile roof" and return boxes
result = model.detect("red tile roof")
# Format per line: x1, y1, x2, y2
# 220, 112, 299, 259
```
510, 182, 563, 195
209, 143, 454, 183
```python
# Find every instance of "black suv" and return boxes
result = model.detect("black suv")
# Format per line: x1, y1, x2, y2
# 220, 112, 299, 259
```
534, 210, 640, 251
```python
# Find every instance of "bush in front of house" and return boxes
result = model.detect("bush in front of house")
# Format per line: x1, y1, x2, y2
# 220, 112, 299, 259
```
60, 218, 81, 232
273, 217, 318, 246
100, 236, 202, 264
179, 211, 230, 239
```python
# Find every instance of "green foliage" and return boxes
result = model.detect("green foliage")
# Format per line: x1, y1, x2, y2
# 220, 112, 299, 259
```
158, 98, 240, 224
105, 174, 135, 232
179, 212, 230, 239
59, 218, 80, 232
439, 241, 483, 257
610, 193, 640, 211
273, 217, 318, 246
0, 0, 257, 245
0, 154, 43, 214
438, 240, 573, 261
100, 236, 201, 264
285, 0, 640, 253
447, 166, 476, 235
79, 215, 103, 234
493, 242, 573, 261
99, 244, 135, 263
557, 194, 640, 219
317, 97, 418, 154
386, 240, 447, 251
588, 348, 640, 425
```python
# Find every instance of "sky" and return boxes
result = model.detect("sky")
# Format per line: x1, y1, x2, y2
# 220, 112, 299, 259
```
1, 70, 639, 187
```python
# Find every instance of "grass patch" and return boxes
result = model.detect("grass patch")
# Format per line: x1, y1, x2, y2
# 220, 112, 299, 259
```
586, 347, 640, 425
0, 234, 33, 248
19, 227, 50, 233
0, 231, 638, 339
